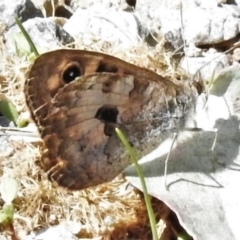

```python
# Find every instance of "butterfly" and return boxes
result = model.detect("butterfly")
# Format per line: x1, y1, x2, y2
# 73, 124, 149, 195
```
24, 49, 200, 190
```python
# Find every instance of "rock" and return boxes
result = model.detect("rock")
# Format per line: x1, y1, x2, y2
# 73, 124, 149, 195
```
234, 0, 240, 7
14, 0, 239, 52
25, 225, 78, 240
158, 4, 240, 49
0, 116, 11, 127
233, 48, 240, 62
183, 5, 240, 45
180, 50, 231, 81
5, 17, 74, 55
63, 7, 146, 48
0, 136, 15, 157
126, 0, 240, 50
0, 0, 43, 28
30, 0, 73, 18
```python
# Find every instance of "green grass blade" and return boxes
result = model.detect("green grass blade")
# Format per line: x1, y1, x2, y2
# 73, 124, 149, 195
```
0, 94, 19, 126
115, 128, 158, 240
0, 204, 14, 223
15, 17, 39, 57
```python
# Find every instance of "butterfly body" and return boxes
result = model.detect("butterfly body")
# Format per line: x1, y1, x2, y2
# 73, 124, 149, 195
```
25, 49, 200, 190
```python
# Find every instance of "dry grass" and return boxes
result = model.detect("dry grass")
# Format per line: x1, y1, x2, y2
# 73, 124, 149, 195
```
0, 37, 188, 240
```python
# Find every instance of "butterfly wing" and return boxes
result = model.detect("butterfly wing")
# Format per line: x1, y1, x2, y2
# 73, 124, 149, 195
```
25, 50, 198, 190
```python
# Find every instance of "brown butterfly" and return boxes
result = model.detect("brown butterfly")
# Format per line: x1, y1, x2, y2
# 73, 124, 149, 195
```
24, 49, 200, 190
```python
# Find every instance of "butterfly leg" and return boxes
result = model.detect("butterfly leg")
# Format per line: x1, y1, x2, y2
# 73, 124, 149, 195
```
164, 132, 178, 190
210, 128, 218, 152
164, 127, 219, 190
209, 128, 220, 167
185, 127, 218, 151
185, 127, 219, 168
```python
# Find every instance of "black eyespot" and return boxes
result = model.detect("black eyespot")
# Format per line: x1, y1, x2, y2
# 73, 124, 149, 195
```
95, 105, 119, 123
62, 65, 81, 83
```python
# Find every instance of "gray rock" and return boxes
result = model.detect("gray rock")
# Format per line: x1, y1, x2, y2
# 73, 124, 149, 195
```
0, 116, 11, 127
0, 136, 15, 157
233, 0, 240, 7
0, 0, 43, 28
5, 17, 73, 55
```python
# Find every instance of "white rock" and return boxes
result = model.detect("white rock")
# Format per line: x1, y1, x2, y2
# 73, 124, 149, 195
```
63, 7, 143, 48
132, 0, 240, 48
180, 51, 231, 81
25, 225, 78, 240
